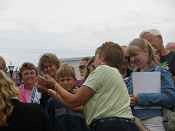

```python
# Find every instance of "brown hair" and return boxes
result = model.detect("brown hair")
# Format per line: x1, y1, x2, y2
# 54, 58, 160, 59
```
84, 56, 95, 79
0, 71, 19, 127
19, 62, 38, 80
0, 56, 7, 72
95, 41, 124, 69
56, 64, 76, 81
38, 53, 61, 73
127, 38, 157, 65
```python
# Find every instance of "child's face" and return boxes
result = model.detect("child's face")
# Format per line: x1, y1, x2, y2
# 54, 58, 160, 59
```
58, 76, 76, 91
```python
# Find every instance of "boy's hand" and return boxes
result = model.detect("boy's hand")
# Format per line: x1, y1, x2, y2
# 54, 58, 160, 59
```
130, 95, 138, 106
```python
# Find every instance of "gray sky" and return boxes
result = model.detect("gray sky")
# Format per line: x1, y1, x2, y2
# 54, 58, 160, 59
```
0, 0, 175, 66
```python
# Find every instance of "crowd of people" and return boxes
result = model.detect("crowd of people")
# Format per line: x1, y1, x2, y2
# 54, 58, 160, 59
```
0, 29, 175, 131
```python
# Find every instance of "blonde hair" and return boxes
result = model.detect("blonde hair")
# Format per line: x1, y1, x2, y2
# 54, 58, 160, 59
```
0, 56, 7, 72
0, 71, 19, 127
56, 64, 76, 81
127, 38, 157, 65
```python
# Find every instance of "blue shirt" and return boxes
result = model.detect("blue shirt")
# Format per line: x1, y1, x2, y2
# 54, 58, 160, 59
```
125, 65, 175, 120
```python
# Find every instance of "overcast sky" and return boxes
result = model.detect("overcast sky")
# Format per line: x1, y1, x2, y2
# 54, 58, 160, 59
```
0, 0, 175, 66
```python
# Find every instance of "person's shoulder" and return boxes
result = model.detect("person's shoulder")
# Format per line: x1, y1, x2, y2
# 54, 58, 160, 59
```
14, 100, 43, 115
154, 65, 171, 75
90, 65, 105, 74
94, 65, 110, 75
96, 65, 114, 71
169, 51, 175, 55
165, 51, 175, 59
170, 51, 175, 60
154, 65, 165, 71
21, 102, 41, 110
96, 65, 106, 69
24, 103, 41, 112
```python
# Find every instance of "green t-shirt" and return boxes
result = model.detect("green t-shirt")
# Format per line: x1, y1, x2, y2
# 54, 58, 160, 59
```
83, 65, 133, 125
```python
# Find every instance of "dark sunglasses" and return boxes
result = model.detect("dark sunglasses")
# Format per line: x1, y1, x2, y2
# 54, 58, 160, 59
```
79, 65, 86, 70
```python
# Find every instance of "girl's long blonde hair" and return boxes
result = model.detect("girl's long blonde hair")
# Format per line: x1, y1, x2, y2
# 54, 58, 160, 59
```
0, 71, 19, 127
127, 38, 157, 65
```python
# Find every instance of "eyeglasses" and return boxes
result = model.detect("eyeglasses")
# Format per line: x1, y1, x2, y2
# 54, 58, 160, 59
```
79, 65, 86, 70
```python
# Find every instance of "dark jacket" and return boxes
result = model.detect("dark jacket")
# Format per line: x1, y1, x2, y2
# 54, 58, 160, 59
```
0, 99, 51, 131
47, 98, 89, 131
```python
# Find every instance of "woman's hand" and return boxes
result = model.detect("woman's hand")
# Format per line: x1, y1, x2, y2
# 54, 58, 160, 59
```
37, 75, 56, 93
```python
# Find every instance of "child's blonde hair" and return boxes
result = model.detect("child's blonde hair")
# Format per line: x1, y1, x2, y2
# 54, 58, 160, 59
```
127, 38, 157, 65
56, 64, 76, 81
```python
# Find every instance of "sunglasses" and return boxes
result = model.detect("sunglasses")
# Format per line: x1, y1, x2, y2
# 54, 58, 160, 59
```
79, 65, 86, 70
